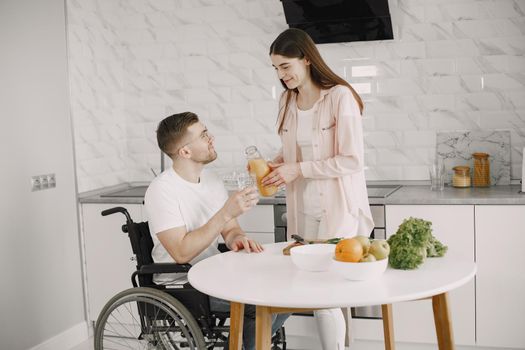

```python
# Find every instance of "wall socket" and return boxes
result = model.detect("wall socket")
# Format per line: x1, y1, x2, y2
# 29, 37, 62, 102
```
31, 174, 56, 191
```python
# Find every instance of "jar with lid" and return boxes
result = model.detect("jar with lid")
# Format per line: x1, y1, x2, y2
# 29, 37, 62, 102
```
452, 166, 471, 188
472, 152, 490, 187
245, 145, 278, 197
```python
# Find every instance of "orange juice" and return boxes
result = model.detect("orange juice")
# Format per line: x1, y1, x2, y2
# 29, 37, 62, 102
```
248, 158, 278, 197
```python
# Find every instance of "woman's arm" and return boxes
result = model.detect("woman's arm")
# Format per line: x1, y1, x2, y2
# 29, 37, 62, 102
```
262, 88, 363, 186
271, 148, 284, 164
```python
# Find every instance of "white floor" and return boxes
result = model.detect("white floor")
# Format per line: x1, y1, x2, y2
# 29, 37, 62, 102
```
69, 336, 503, 350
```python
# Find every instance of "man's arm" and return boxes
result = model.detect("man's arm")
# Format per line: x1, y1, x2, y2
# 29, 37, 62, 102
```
157, 186, 259, 264
221, 218, 264, 253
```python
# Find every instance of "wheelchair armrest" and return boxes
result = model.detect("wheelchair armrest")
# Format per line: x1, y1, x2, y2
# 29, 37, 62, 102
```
218, 243, 230, 253
138, 262, 192, 274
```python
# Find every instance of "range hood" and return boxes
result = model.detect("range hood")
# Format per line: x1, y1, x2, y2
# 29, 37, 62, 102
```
280, 0, 394, 44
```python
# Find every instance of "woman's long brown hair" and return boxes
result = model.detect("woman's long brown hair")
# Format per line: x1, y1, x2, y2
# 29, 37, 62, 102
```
269, 28, 364, 134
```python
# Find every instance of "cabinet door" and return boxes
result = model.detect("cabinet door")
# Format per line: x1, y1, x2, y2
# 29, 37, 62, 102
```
475, 205, 525, 348
81, 203, 142, 322
385, 205, 476, 346
237, 204, 275, 243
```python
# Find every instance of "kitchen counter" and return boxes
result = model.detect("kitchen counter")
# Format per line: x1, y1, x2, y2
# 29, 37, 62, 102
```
79, 182, 525, 206
78, 182, 149, 205
78, 182, 285, 205
386, 184, 525, 205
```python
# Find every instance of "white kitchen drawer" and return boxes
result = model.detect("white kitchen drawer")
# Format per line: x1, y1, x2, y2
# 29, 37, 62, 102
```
237, 204, 274, 233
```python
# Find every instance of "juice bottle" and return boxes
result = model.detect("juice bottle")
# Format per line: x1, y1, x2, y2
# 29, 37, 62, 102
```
245, 145, 278, 197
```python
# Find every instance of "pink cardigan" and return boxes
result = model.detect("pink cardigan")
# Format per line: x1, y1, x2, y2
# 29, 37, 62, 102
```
277, 85, 374, 239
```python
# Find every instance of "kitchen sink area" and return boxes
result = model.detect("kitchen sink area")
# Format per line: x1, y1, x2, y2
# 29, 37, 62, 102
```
100, 185, 149, 198
366, 184, 401, 198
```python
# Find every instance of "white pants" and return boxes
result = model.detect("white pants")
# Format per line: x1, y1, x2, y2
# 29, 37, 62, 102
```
313, 308, 347, 350
299, 212, 349, 350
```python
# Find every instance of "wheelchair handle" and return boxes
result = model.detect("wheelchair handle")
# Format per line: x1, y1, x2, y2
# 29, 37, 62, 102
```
101, 207, 132, 223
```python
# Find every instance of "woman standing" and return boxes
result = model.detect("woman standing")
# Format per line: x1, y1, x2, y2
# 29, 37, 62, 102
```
262, 28, 375, 349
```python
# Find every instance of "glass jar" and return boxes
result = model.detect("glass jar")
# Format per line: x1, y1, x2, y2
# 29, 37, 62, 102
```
452, 166, 471, 188
472, 152, 490, 187
245, 145, 278, 197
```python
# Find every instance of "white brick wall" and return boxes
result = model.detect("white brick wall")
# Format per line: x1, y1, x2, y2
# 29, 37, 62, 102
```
67, 0, 525, 192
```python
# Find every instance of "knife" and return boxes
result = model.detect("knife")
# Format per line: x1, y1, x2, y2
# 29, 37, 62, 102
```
291, 234, 307, 244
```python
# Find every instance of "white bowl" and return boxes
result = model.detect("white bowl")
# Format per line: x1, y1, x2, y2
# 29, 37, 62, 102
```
333, 257, 388, 281
290, 244, 335, 272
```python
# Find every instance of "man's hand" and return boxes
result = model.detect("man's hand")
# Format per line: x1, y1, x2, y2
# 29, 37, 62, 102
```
229, 235, 264, 253
221, 186, 259, 222
261, 162, 301, 187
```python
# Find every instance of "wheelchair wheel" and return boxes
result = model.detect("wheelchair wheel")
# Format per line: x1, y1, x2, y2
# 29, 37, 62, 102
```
94, 287, 206, 350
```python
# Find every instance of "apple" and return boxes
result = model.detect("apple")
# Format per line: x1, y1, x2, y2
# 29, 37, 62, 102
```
354, 235, 371, 254
359, 253, 377, 262
369, 239, 390, 260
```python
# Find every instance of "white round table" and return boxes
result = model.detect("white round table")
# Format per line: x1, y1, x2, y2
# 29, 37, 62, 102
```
188, 242, 476, 350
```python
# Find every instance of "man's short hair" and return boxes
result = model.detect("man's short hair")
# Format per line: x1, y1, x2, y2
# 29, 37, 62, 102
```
157, 112, 199, 156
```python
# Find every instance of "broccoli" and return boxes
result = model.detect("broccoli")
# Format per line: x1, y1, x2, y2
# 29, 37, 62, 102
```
426, 235, 448, 257
387, 217, 448, 270
389, 244, 427, 270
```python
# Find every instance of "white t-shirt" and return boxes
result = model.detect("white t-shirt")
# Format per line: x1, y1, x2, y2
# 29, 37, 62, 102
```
296, 107, 315, 162
144, 167, 228, 285
297, 107, 322, 220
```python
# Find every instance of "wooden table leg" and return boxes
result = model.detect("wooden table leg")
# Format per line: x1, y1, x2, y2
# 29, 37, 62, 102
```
432, 292, 455, 350
381, 304, 395, 350
229, 302, 244, 350
255, 305, 272, 350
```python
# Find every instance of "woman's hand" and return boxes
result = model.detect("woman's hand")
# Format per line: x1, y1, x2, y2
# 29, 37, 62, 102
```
261, 162, 301, 187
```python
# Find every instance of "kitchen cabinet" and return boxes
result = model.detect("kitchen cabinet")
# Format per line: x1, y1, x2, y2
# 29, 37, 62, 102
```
475, 205, 525, 348
384, 205, 476, 346
81, 203, 143, 323
236, 204, 275, 244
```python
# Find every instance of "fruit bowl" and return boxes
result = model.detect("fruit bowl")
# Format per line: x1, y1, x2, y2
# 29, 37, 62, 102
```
332, 257, 388, 281
290, 244, 335, 272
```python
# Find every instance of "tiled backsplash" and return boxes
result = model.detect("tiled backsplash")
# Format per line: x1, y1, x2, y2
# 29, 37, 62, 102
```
67, 0, 525, 192
437, 130, 511, 185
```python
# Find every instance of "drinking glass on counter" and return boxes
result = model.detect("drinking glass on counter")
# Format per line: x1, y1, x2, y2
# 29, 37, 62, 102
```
429, 158, 445, 191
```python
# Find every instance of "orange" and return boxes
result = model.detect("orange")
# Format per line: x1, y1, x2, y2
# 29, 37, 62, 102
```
335, 238, 364, 262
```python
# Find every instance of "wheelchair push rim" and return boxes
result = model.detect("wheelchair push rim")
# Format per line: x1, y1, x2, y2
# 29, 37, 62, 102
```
94, 287, 206, 350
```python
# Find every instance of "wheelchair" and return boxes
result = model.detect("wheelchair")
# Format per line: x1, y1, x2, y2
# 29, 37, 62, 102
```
94, 206, 286, 350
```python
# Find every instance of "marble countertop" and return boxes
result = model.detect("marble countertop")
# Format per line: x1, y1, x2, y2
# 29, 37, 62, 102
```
78, 182, 525, 206
77, 182, 285, 205
386, 184, 524, 205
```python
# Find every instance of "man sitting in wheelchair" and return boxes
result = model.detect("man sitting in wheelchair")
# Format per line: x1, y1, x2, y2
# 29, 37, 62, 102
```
144, 111, 289, 350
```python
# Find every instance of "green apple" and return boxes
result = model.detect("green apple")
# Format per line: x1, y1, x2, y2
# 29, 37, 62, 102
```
369, 239, 390, 260
359, 253, 377, 262
354, 235, 371, 254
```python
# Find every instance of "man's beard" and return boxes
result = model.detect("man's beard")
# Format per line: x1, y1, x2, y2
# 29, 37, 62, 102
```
197, 149, 217, 165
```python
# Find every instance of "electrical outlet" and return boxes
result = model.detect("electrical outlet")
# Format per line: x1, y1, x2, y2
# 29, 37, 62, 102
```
31, 176, 41, 191
40, 175, 49, 188
31, 173, 56, 191
47, 174, 56, 188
